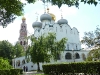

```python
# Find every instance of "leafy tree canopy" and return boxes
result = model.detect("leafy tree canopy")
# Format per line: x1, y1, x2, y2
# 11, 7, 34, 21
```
0, 40, 14, 59
0, 40, 24, 64
81, 25, 100, 48
0, 57, 12, 69
0, 0, 24, 28
14, 42, 25, 58
27, 0, 99, 8
86, 48, 100, 61
28, 33, 67, 71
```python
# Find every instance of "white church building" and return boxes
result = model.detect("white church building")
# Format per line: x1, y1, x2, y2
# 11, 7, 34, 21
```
12, 7, 89, 71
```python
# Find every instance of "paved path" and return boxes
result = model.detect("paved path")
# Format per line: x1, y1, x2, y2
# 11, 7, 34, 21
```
23, 71, 44, 75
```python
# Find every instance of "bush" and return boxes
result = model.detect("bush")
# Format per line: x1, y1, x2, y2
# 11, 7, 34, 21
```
43, 61, 100, 75
0, 69, 23, 75
0, 58, 23, 75
0, 57, 12, 70
0, 70, 10, 75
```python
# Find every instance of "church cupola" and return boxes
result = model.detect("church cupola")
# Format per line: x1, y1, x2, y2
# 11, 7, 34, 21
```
47, 8, 56, 21
57, 19, 68, 25
32, 12, 42, 28
57, 9, 68, 25
40, 2, 52, 22
22, 16, 26, 23
40, 13, 52, 22
32, 22, 42, 28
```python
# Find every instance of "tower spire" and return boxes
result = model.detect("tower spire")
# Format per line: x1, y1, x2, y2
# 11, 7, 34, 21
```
46, 2, 49, 13
35, 12, 39, 21
43, 3, 46, 13
60, 9, 63, 19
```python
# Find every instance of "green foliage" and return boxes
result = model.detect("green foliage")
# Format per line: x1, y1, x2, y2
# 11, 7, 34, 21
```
0, 40, 24, 64
86, 48, 100, 61
30, 33, 67, 63
0, 40, 14, 64
14, 42, 25, 57
10, 69, 21, 75
43, 62, 100, 75
0, 58, 12, 70
26, 0, 99, 8
0, 70, 10, 75
0, 0, 25, 27
0, 69, 22, 75
29, 33, 67, 71
81, 25, 100, 48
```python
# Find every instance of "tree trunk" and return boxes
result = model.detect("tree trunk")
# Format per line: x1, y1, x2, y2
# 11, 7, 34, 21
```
37, 62, 40, 71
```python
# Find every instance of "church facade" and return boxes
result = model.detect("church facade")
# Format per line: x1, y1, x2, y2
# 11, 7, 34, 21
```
12, 8, 89, 71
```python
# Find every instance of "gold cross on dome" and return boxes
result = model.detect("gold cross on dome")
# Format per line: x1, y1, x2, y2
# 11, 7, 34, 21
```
43, 3, 46, 13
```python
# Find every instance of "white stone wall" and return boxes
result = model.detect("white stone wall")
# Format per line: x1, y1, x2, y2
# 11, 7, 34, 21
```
13, 50, 89, 71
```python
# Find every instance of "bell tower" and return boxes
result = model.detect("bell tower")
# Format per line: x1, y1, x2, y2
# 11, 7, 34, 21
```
18, 17, 28, 51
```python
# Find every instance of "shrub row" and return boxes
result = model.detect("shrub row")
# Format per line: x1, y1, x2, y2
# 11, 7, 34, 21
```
42, 62, 100, 75
0, 68, 23, 75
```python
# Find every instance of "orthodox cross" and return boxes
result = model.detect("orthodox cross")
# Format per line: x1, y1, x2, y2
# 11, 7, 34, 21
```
35, 12, 39, 21
43, 3, 46, 13
45, 4, 49, 13
60, 9, 63, 19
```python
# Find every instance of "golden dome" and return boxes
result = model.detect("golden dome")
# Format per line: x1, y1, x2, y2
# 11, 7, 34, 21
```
22, 17, 26, 20
47, 8, 56, 21
49, 13, 56, 21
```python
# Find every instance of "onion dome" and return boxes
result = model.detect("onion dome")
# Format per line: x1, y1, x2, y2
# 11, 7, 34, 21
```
32, 22, 42, 28
22, 17, 26, 20
47, 8, 56, 21
57, 19, 68, 25
40, 13, 52, 21
49, 13, 56, 21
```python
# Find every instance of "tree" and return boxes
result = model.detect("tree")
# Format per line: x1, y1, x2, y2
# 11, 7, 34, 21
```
14, 42, 25, 58
81, 31, 95, 47
86, 48, 100, 61
81, 25, 100, 48
0, 40, 24, 65
0, 57, 12, 69
0, 0, 24, 28
26, 0, 99, 8
29, 33, 67, 71
0, 40, 14, 64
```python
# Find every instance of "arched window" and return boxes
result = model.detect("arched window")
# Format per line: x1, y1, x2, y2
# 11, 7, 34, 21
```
24, 26, 26, 30
16, 60, 20, 66
76, 45, 77, 50
82, 53, 86, 61
75, 53, 80, 59
65, 53, 72, 59
24, 41, 26, 45
20, 41, 22, 45
21, 26, 23, 28
22, 59, 25, 65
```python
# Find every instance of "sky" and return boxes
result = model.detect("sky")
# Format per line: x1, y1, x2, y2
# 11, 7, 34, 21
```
0, 1, 100, 48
